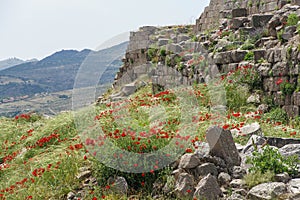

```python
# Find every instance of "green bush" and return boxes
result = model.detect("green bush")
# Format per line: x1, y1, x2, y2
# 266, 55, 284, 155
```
287, 13, 299, 26
297, 23, 300, 35
277, 29, 284, 43
244, 51, 254, 61
246, 144, 299, 175
241, 43, 255, 50
263, 107, 288, 124
160, 48, 167, 57
244, 171, 275, 188
280, 81, 296, 96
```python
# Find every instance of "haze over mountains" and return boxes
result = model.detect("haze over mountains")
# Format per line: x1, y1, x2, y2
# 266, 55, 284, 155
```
0, 58, 38, 71
0, 41, 128, 117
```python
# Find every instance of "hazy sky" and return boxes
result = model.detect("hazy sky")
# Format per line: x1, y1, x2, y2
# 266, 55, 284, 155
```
0, 0, 209, 60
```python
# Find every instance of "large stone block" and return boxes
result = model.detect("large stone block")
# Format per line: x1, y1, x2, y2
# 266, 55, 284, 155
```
232, 8, 248, 17
283, 105, 299, 118
193, 174, 222, 200
206, 126, 241, 168
251, 14, 273, 28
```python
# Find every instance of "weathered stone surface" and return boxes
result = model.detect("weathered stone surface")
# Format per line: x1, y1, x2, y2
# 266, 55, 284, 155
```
243, 134, 266, 154
108, 176, 128, 195
288, 178, 300, 194
231, 50, 247, 63
195, 163, 218, 177
252, 14, 273, 28
121, 82, 137, 96
214, 51, 233, 64
274, 172, 291, 183
231, 122, 262, 137
282, 26, 297, 40
232, 166, 246, 179
177, 34, 190, 43
232, 8, 248, 17
193, 174, 222, 200
254, 49, 266, 62
230, 17, 248, 29
76, 170, 92, 181
175, 173, 194, 198
227, 192, 246, 200
178, 153, 201, 169
158, 38, 169, 46
166, 43, 183, 53
279, 144, 300, 159
218, 172, 231, 185
247, 182, 286, 200
247, 94, 261, 104
230, 179, 245, 188
206, 126, 241, 168
264, 137, 300, 148
282, 105, 299, 118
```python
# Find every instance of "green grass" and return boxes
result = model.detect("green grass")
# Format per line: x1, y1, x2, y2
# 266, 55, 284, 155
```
1, 74, 300, 199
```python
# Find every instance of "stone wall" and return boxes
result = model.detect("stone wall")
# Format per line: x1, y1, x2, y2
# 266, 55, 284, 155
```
194, 0, 300, 33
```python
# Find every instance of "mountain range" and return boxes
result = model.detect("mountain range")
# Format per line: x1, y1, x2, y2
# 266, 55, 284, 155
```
0, 42, 128, 99
0, 58, 38, 71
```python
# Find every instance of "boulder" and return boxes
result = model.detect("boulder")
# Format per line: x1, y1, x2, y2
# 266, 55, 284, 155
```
227, 192, 245, 200
193, 174, 222, 200
247, 94, 261, 104
231, 123, 262, 137
218, 172, 232, 185
279, 144, 300, 159
275, 172, 291, 183
178, 153, 201, 169
230, 179, 245, 188
121, 82, 137, 96
206, 126, 241, 168
174, 173, 195, 198
252, 14, 274, 28
194, 163, 218, 177
232, 166, 247, 179
247, 182, 286, 199
158, 38, 169, 46
108, 176, 128, 195
177, 34, 190, 43
282, 26, 297, 40
287, 178, 300, 194
232, 8, 248, 17
166, 43, 183, 54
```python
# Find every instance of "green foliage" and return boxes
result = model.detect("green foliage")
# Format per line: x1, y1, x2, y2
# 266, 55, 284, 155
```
287, 13, 299, 26
241, 43, 255, 50
246, 145, 299, 175
160, 48, 167, 57
280, 81, 296, 96
225, 84, 249, 110
277, 29, 284, 43
297, 23, 300, 35
263, 107, 288, 124
147, 48, 159, 63
244, 51, 254, 61
244, 171, 275, 188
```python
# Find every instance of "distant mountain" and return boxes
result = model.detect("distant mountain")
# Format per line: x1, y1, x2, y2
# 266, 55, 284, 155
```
0, 41, 128, 99
0, 58, 38, 71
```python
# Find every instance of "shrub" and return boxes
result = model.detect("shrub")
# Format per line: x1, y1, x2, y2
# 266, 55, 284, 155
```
244, 51, 254, 61
246, 144, 299, 175
244, 170, 275, 188
280, 81, 296, 96
263, 107, 288, 124
287, 13, 299, 26
160, 48, 167, 57
241, 43, 255, 50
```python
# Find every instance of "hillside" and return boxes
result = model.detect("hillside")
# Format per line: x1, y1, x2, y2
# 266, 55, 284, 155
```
1, 0, 300, 199
0, 58, 38, 71
0, 42, 128, 99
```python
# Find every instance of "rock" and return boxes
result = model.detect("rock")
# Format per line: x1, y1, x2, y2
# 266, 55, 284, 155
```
174, 173, 194, 198
195, 163, 218, 178
214, 51, 233, 64
218, 172, 232, 185
230, 17, 248, 29
257, 104, 269, 113
158, 38, 169, 46
265, 137, 300, 148
67, 192, 76, 200
178, 153, 201, 169
254, 49, 266, 62
108, 176, 128, 195
231, 50, 248, 63
247, 182, 287, 200
287, 178, 300, 194
232, 8, 248, 17
230, 179, 245, 188
166, 43, 183, 54
231, 122, 262, 138
193, 174, 222, 200
267, 16, 281, 37
232, 166, 246, 179
206, 126, 241, 168
194, 142, 210, 157
247, 94, 261, 104
227, 192, 245, 200
279, 144, 300, 159
275, 172, 291, 183
177, 34, 190, 43
252, 14, 274, 28
243, 134, 266, 154
76, 170, 92, 181
282, 26, 297, 40
121, 82, 137, 96
283, 105, 299, 118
